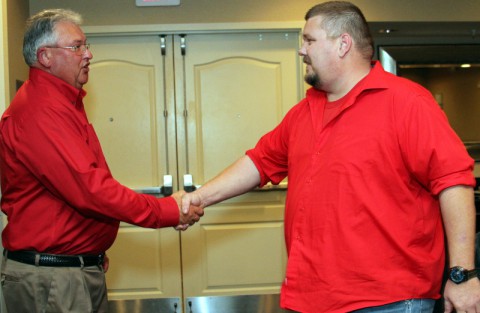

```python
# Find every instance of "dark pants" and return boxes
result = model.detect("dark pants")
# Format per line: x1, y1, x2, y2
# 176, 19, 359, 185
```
1, 256, 108, 313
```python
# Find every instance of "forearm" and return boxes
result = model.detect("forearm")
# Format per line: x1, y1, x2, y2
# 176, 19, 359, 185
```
439, 185, 476, 268
196, 155, 261, 207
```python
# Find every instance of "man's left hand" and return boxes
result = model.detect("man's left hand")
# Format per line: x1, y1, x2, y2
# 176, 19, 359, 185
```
444, 278, 480, 312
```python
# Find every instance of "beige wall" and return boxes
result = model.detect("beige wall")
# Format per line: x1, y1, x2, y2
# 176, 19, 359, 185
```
1, 0, 9, 110
5, 0, 480, 103
1, 4, 7, 312
401, 67, 480, 142
427, 68, 480, 143
28, 0, 480, 25
6, 0, 29, 102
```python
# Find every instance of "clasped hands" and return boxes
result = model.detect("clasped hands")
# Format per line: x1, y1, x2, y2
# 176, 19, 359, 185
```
172, 190, 204, 231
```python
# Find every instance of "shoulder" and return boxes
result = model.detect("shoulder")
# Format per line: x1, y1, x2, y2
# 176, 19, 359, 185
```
370, 63, 433, 99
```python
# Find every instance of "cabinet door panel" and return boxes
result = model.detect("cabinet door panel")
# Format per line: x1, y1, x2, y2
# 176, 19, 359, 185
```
176, 32, 301, 297
84, 35, 182, 301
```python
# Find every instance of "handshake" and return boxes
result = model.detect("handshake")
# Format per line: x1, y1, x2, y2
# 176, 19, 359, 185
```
171, 190, 205, 231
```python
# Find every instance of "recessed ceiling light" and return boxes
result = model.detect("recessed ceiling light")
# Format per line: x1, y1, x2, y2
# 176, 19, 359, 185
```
378, 28, 396, 34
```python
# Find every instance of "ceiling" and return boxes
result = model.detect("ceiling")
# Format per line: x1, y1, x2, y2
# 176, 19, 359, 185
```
378, 44, 480, 65
369, 22, 480, 65
369, 22, 480, 38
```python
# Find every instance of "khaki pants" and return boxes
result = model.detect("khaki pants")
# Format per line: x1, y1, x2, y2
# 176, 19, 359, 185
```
1, 256, 108, 313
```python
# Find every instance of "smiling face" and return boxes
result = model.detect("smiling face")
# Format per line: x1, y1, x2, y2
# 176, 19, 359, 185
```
298, 15, 340, 90
45, 21, 92, 89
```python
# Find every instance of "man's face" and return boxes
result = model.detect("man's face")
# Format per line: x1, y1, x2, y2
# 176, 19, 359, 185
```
47, 21, 92, 89
298, 16, 339, 90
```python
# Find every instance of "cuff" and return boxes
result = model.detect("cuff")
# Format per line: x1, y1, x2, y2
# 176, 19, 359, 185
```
155, 196, 180, 227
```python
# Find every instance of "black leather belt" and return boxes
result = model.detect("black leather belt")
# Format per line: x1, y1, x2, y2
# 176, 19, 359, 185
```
3, 250, 104, 267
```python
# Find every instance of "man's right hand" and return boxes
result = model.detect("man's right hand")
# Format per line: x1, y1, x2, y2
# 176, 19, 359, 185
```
178, 202, 204, 227
173, 191, 205, 231
171, 190, 204, 230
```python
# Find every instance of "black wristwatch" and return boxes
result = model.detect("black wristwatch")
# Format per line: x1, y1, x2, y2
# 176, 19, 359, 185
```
448, 266, 478, 284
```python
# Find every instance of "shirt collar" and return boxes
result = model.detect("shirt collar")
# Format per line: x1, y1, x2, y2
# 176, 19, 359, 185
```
306, 60, 389, 106
361, 60, 391, 90
29, 67, 87, 108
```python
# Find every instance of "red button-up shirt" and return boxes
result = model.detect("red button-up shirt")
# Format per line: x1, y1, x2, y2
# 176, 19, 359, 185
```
0, 68, 179, 255
246, 62, 475, 312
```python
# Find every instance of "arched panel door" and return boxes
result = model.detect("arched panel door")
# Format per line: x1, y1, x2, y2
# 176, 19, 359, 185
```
175, 32, 301, 308
84, 35, 182, 304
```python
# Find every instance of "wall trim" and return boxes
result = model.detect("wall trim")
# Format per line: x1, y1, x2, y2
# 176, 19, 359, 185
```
1, 0, 9, 109
83, 21, 304, 36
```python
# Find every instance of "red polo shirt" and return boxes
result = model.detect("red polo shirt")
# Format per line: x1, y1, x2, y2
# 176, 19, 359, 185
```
247, 61, 475, 312
0, 68, 179, 255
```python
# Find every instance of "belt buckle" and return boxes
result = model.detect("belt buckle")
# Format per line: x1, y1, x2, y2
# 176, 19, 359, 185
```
97, 254, 105, 266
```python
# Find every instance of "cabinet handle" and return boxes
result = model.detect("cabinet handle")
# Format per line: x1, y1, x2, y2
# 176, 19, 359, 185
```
183, 174, 196, 192
132, 175, 173, 196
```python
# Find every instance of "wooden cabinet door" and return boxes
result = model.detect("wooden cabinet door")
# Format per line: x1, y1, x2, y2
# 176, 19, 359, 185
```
174, 32, 301, 301
84, 35, 182, 302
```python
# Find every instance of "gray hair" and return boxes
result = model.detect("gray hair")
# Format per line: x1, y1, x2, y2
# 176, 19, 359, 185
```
305, 1, 374, 61
23, 9, 83, 66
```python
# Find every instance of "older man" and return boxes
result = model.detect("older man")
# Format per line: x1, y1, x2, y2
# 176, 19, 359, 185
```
0, 9, 203, 313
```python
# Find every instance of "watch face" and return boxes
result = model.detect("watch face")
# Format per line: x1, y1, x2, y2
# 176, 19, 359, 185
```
450, 267, 466, 283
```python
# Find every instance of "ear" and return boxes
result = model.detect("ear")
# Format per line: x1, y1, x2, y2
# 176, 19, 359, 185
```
36, 47, 53, 68
338, 33, 352, 58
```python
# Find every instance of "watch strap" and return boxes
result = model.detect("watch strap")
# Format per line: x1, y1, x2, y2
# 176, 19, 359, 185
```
466, 268, 479, 281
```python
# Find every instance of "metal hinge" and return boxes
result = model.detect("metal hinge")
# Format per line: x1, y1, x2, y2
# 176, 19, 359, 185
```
180, 34, 186, 56
160, 35, 167, 56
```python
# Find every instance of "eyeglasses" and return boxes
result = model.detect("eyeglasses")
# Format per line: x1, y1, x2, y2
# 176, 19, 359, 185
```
48, 43, 91, 55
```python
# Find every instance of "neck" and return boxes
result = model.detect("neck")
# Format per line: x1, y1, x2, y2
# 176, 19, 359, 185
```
326, 61, 372, 102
